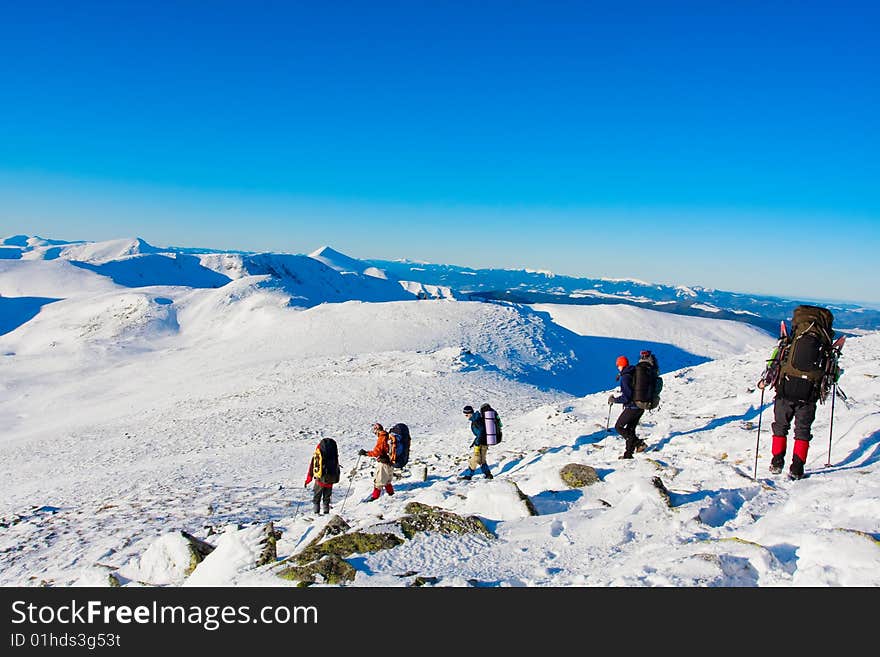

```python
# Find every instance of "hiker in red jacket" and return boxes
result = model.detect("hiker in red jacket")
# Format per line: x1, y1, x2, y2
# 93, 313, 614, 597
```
358, 423, 395, 501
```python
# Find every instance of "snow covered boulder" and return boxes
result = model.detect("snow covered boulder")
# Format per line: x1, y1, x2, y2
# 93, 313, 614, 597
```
123, 532, 209, 585
459, 481, 537, 521
183, 522, 276, 586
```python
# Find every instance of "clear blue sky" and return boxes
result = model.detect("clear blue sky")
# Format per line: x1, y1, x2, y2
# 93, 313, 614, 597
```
1, 1, 878, 303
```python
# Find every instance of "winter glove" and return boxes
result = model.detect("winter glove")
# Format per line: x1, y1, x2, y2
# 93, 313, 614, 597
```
608, 394, 616, 405
358, 449, 368, 456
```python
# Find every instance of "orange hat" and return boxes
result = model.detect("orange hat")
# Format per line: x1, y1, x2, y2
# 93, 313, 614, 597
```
616, 355, 629, 368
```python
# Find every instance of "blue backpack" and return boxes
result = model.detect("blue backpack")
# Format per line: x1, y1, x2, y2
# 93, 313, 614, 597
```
387, 423, 411, 468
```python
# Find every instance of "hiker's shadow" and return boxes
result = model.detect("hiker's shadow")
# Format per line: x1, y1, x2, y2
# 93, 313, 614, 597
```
396, 474, 447, 492
495, 429, 607, 477
651, 403, 767, 452
821, 429, 880, 473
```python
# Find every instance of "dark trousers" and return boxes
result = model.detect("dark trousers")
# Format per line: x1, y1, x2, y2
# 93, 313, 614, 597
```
615, 407, 645, 456
771, 397, 817, 441
312, 483, 332, 512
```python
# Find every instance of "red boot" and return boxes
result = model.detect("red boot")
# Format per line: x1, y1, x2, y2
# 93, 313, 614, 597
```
370, 487, 381, 500
384, 483, 394, 496
769, 435, 787, 474
790, 440, 809, 480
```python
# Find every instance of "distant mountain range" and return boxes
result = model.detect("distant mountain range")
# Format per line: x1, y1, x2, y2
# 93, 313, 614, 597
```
365, 259, 880, 333
3, 234, 877, 333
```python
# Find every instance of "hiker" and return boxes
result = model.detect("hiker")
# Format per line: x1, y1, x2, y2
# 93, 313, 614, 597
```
304, 439, 339, 515
358, 422, 395, 501
759, 374, 817, 480
609, 355, 648, 459
460, 405, 494, 480
757, 305, 841, 480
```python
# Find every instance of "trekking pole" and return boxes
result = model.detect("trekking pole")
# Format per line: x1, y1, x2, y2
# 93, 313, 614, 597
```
753, 385, 765, 481
825, 382, 837, 467
291, 486, 306, 522
339, 453, 362, 514
606, 404, 612, 434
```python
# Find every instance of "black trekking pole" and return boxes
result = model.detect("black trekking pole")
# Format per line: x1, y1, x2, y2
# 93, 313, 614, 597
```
291, 486, 306, 522
606, 403, 612, 434
753, 385, 765, 481
825, 382, 837, 467
339, 453, 362, 514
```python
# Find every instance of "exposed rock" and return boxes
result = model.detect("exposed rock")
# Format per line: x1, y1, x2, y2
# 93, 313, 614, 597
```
276, 505, 493, 586
409, 576, 439, 587
180, 530, 215, 560
297, 515, 351, 557
511, 482, 539, 516
399, 502, 494, 539
277, 555, 357, 586
559, 463, 600, 488
834, 528, 880, 545
256, 521, 283, 567
651, 476, 673, 508
294, 531, 403, 566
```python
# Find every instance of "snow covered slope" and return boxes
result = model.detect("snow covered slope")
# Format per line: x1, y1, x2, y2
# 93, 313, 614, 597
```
0, 313, 876, 586
1, 234, 876, 589
532, 302, 775, 360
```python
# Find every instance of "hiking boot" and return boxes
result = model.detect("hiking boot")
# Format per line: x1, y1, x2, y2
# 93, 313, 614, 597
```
789, 453, 806, 480
384, 483, 395, 496
635, 440, 648, 453
459, 474, 472, 481
322, 506, 330, 514
619, 453, 633, 460
312, 503, 320, 514
769, 464, 783, 475
788, 462, 805, 480
484, 472, 494, 480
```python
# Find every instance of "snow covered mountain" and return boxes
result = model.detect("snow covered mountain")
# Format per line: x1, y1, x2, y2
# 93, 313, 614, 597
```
1, 233, 877, 589
369, 258, 880, 332
6, 235, 879, 333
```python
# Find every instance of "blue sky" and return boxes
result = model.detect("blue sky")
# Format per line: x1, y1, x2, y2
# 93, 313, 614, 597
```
1, 1, 878, 303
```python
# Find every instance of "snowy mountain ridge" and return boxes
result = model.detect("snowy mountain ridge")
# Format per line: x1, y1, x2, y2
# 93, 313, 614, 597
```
4, 234, 879, 331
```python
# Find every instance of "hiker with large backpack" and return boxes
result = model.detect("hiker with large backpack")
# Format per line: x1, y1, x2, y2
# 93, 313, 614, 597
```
632, 349, 663, 411
386, 422, 412, 470
608, 355, 649, 459
358, 423, 395, 501
459, 404, 494, 480
305, 437, 341, 515
757, 304, 844, 480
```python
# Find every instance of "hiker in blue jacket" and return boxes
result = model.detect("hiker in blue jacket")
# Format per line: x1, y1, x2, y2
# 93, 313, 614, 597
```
609, 356, 647, 459
460, 405, 494, 480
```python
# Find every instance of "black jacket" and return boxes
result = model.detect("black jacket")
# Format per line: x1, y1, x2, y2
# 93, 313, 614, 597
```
613, 365, 638, 409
